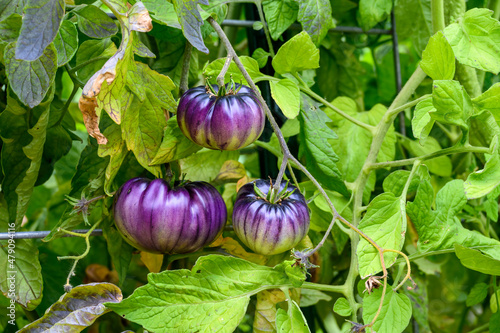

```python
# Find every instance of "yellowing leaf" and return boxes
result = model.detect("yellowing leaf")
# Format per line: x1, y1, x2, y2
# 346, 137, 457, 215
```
140, 252, 164, 273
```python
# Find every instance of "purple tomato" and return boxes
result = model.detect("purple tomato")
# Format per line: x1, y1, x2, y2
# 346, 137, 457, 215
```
113, 178, 227, 254
232, 179, 310, 255
176, 83, 265, 150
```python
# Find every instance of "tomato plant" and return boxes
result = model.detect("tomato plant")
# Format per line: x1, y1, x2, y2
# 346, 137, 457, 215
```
1, 0, 500, 332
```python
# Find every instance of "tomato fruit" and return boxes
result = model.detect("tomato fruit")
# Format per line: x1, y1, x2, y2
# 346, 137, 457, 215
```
113, 178, 227, 254
177, 83, 265, 150
232, 179, 310, 255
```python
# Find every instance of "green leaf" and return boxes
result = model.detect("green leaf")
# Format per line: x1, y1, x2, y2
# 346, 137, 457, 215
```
272, 31, 320, 74
150, 116, 202, 165
74, 4, 118, 38
18, 283, 122, 332
276, 300, 310, 333
172, 0, 209, 54
203, 56, 262, 85
262, 0, 298, 40
357, 193, 405, 278
97, 121, 128, 195
358, 0, 392, 31
53, 20, 78, 67
407, 179, 500, 259
0, 13, 22, 42
383, 167, 426, 197
491, 312, 500, 332
0, 239, 43, 310
464, 144, 500, 199
4, 42, 57, 108
299, 289, 331, 307
443, 8, 500, 74
454, 244, 500, 275
252, 48, 271, 68
411, 97, 435, 144
180, 149, 239, 182
75, 38, 117, 82
253, 289, 286, 333
102, 218, 133, 286
394, 0, 432, 54
431, 80, 472, 131
106, 255, 298, 333
420, 31, 455, 80
333, 297, 352, 317
0, 86, 53, 226
142, 0, 180, 28
362, 285, 412, 333
401, 136, 452, 177
0, 0, 26, 21
473, 83, 500, 127
15, 0, 64, 61
270, 79, 301, 119
297, 0, 335, 46
122, 93, 165, 178
298, 97, 348, 197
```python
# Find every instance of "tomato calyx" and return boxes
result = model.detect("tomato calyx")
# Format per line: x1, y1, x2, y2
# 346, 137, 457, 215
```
205, 77, 243, 98
253, 180, 296, 204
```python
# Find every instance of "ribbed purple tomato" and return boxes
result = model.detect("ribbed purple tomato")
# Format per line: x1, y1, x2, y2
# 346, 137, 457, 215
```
113, 178, 227, 254
177, 83, 265, 150
232, 179, 310, 255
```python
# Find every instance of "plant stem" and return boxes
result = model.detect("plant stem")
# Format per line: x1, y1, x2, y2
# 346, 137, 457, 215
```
297, 79, 376, 134
387, 94, 431, 118
65, 64, 86, 88
431, 0, 445, 33
467, 323, 490, 333
179, 42, 193, 96
53, 86, 79, 128
491, 0, 500, 20
216, 55, 233, 87
369, 145, 491, 169
68, 56, 110, 74
254, 1, 275, 56
301, 282, 346, 294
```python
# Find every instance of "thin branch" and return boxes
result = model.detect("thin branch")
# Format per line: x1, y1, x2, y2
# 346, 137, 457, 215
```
216, 55, 233, 87
254, 0, 275, 56
383, 249, 413, 291
68, 56, 110, 74
386, 94, 431, 118
179, 42, 193, 96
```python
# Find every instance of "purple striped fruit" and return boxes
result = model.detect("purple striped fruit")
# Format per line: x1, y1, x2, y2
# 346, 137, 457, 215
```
232, 179, 310, 255
113, 178, 227, 254
177, 83, 265, 150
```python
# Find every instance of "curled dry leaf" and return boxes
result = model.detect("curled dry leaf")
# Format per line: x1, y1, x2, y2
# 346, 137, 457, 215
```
79, 96, 108, 144
129, 2, 153, 32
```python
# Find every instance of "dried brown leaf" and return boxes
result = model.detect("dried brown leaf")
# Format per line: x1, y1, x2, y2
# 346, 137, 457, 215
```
78, 96, 107, 144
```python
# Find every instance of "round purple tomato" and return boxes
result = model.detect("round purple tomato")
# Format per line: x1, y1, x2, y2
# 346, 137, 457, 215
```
177, 83, 265, 150
113, 178, 227, 254
232, 179, 310, 255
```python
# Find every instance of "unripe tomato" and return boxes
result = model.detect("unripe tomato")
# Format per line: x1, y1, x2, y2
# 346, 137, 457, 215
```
177, 83, 265, 150
232, 179, 310, 255
113, 178, 227, 254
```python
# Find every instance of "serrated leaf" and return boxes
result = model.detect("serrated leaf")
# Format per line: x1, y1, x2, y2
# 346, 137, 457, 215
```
97, 121, 128, 195
272, 31, 319, 74
401, 136, 452, 177
75, 38, 117, 83
357, 193, 405, 278
4, 42, 57, 108
473, 83, 500, 127
454, 244, 500, 275
53, 20, 78, 66
443, 8, 500, 74
358, 0, 392, 31
18, 283, 122, 332
262, 0, 298, 40
252, 48, 271, 68
74, 5, 118, 38
142, 0, 180, 28
298, 97, 348, 196
106, 255, 298, 333
0, 239, 42, 310
464, 145, 500, 199
431, 80, 472, 131
122, 93, 165, 178
333, 297, 352, 316
0, 86, 53, 226
276, 300, 310, 333
362, 285, 412, 333
412, 97, 435, 144
15, 0, 64, 61
407, 178, 500, 259
270, 78, 301, 119
420, 31, 455, 80
297, 0, 335, 46
172, 0, 209, 53
150, 116, 201, 165
180, 149, 239, 182
203, 56, 262, 85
